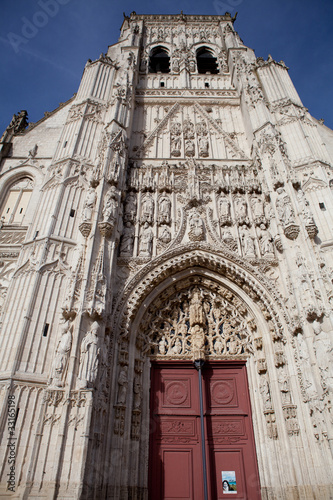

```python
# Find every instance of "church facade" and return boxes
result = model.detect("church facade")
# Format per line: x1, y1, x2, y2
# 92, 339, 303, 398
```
0, 12, 333, 500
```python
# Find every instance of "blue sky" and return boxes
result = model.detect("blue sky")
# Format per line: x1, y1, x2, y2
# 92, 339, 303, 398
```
1, 0, 333, 135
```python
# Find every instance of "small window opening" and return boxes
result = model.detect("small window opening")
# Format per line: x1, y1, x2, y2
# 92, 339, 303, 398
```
6, 208, 10, 213
205, 82, 209, 88
70, 209, 75, 217
319, 202, 326, 211
196, 47, 219, 74
19, 208, 23, 214
63, 141, 67, 148
149, 47, 170, 73
43, 323, 49, 337
33, 231, 39, 240
160, 81, 165, 87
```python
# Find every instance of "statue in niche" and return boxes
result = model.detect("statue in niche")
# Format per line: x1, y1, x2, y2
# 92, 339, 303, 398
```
142, 167, 154, 191
214, 336, 224, 355
141, 196, 154, 224
172, 58, 180, 72
158, 197, 171, 224
185, 139, 195, 157
133, 375, 142, 410
189, 287, 205, 326
276, 187, 295, 226
313, 321, 333, 393
139, 222, 154, 256
234, 197, 248, 225
226, 332, 242, 355
77, 321, 100, 388
159, 226, 171, 244
82, 187, 97, 222
170, 122, 182, 157
183, 119, 195, 139
258, 224, 274, 256
260, 377, 272, 410
278, 369, 292, 404
51, 321, 72, 387
188, 211, 205, 241
102, 189, 117, 223
116, 365, 128, 405
198, 136, 209, 157
296, 254, 314, 309
120, 222, 134, 256
241, 227, 256, 257
124, 192, 137, 223
251, 196, 265, 225
171, 338, 182, 355
218, 196, 231, 225
191, 324, 206, 360
187, 163, 200, 201
159, 336, 167, 355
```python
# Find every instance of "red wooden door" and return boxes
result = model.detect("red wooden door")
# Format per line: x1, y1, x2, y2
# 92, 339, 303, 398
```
149, 362, 261, 500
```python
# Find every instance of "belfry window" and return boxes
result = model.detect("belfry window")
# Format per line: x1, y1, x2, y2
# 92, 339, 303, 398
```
0, 178, 33, 224
196, 47, 219, 74
149, 47, 170, 73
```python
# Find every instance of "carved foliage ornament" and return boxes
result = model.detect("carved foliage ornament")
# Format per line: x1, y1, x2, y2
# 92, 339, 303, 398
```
139, 282, 254, 360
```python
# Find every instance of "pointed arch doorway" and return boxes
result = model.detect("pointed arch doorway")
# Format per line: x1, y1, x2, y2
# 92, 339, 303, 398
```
148, 361, 261, 500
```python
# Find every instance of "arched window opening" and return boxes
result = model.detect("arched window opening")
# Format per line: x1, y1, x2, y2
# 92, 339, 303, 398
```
149, 47, 170, 73
1, 178, 33, 224
196, 47, 219, 74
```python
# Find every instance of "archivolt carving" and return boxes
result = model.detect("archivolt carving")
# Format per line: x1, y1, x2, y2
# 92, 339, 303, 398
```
139, 280, 254, 360
112, 243, 290, 342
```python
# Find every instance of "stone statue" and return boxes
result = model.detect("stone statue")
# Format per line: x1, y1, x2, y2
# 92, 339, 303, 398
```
278, 369, 292, 404
276, 187, 295, 226
139, 222, 154, 256
189, 287, 205, 326
260, 377, 272, 410
191, 324, 205, 360
77, 321, 100, 388
171, 338, 182, 355
159, 336, 167, 355
133, 375, 142, 410
234, 197, 248, 225
218, 196, 231, 225
82, 187, 97, 222
124, 192, 137, 222
313, 321, 333, 393
242, 228, 256, 257
141, 196, 154, 224
258, 224, 274, 256
198, 136, 209, 157
158, 197, 171, 224
120, 222, 134, 255
117, 365, 128, 405
102, 190, 117, 223
188, 211, 204, 241
51, 321, 72, 387
159, 226, 171, 244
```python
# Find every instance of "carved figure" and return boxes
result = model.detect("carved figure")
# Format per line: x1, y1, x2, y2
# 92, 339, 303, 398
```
139, 222, 154, 256
77, 321, 100, 388
159, 336, 167, 355
133, 375, 142, 410
258, 224, 274, 256
242, 228, 256, 257
141, 196, 154, 224
278, 370, 292, 404
124, 192, 137, 222
191, 324, 206, 360
82, 187, 97, 221
117, 366, 128, 405
102, 190, 117, 223
313, 321, 333, 393
159, 226, 171, 244
51, 321, 72, 387
170, 122, 182, 157
185, 139, 195, 157
214, 336, 224, 355
276, 187, 295, 226
260, 377, 272, 410
188, 211, 205, 241
198, 136, 209, 157
189, 287, 205, 326
158, 197, 171, 224
120, 222, 134, 256
172, 338, 182, 355
234, 197, 248, 225
218, 196, 231, 225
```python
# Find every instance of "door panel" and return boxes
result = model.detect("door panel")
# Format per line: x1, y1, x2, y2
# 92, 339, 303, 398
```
149, 362, 261, 500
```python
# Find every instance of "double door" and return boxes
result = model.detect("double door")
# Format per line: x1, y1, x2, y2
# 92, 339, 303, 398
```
149, 362, 261, 500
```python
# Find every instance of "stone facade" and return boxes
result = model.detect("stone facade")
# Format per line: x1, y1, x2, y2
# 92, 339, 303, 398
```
0, 11, 333, 500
